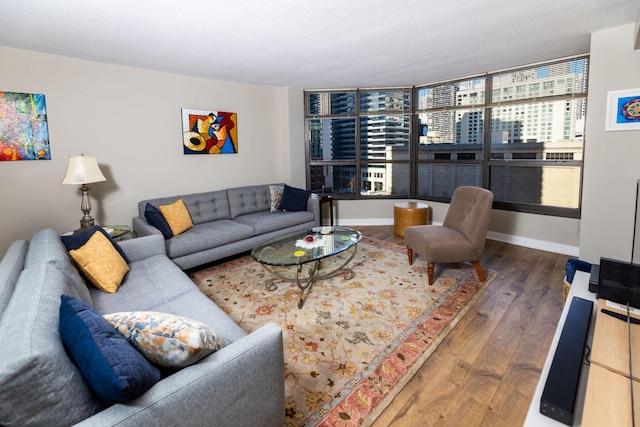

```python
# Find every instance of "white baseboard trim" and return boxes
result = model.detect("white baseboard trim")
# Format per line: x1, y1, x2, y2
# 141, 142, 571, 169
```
487, 231, 579, 257
338, 218, 395, 226
337, 218, 579, 257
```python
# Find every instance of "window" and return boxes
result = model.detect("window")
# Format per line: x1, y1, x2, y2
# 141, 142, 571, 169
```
488, 58, 587, 214
304, 56, 588, 217
306, 89, 411, 197
546, 152, 575, 160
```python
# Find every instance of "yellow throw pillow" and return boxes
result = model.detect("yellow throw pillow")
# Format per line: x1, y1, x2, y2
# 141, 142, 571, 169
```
159, 199, 193, 236
69, 231, 129, 293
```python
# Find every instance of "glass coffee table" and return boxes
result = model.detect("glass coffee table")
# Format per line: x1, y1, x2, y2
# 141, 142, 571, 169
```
251, 226, 362, 308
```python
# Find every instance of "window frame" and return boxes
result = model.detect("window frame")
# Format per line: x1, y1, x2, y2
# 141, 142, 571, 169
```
304, 55, 588, 218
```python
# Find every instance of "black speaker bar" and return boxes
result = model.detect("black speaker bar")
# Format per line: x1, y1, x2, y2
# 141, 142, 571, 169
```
540, 296, 593, 425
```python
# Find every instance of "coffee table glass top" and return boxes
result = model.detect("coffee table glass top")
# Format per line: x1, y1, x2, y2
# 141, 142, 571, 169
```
251, 226, 362, 267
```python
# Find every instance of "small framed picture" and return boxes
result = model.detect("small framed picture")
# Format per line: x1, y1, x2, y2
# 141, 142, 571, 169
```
605, 88, 640, 131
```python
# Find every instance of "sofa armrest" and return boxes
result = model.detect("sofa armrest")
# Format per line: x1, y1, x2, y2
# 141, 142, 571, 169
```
307, 197, 320, 226
74, 323, 285, 427
118, 235, 166, 263
132, 216, 162, 238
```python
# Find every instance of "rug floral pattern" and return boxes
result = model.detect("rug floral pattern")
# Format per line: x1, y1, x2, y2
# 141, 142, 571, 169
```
190, 237, 494, 426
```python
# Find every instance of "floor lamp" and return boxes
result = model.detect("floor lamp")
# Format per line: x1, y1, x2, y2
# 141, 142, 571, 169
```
62, 154, 106, 231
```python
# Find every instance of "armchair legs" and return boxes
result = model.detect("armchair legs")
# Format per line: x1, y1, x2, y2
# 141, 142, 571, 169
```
406, 246, 486, 286
472, 261, 486, 283
427, 263, 435, 286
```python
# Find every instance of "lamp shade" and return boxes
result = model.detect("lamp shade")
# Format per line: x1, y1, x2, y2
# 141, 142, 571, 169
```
62, 155, 106, 185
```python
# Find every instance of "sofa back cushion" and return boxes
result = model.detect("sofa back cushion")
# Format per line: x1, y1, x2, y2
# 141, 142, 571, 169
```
139, 190, 231, 226
227, 185, 272, 219
181, 190, 230, 224
26, 228, 93, 305
0, 239, 28, 316
0, 263, 102, 426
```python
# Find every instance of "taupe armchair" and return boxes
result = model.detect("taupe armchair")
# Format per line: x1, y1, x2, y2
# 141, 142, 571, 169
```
405, 186, 494, 286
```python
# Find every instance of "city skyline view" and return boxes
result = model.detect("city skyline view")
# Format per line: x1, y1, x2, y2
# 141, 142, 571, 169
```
306, 57, 587, 213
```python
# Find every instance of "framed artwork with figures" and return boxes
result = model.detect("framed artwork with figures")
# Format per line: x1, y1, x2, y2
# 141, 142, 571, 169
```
181, 109, 238, 154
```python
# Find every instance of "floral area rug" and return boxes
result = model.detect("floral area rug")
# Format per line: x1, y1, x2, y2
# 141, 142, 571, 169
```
190, 237, 495, 426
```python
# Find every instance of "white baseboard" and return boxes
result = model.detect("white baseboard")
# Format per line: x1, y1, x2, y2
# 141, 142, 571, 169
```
337, 218, 579, 257
487, 231, 579, 257
338, 218, 394, 226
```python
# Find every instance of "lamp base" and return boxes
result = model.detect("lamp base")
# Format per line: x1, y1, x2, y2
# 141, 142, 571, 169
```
74, 216, 95, 233
74, 184, 96, 232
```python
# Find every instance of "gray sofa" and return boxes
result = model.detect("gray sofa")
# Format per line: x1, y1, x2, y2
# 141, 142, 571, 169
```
133, 184, 319, 270
0, 228, 285, 427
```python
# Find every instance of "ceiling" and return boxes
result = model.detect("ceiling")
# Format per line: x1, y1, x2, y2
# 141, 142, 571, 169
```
1, 0, 639, 89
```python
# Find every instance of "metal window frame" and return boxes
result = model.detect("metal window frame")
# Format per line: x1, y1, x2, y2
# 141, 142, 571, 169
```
304, 55, 588, 218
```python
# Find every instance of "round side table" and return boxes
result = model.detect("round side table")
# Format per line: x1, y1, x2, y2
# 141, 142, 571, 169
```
102, 225, 132, 241
394, 201, 429, 236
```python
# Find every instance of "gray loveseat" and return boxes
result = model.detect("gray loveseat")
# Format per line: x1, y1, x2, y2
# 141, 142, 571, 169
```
133, 184, 319, 270
0, 228, 285, 427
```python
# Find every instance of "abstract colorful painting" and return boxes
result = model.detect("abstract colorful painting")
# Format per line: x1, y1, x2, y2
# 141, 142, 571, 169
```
0, 91, 50, 160
606, 88, 640, 131
181, 109, 238, 154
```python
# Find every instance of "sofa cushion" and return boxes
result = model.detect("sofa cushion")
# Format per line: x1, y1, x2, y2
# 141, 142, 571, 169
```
89, 254, 200, 313
138, 190, 231, 225
182, 190, 231, 224
165, 220, 255, 259
26, 228, 93, 306
59, 295, 161, 404
0, 264, 100, 426
104, 311, 221, 367
26, 228, 73, 269
234, 211, 316, 235
70, 231, 130, 293
0, 239, 28, 315
88, 253, 247, 343
148, 289, 248, 344
227, 185, 271, 219
144, 203, 174, 239
159, 198, 194, 236
278, 184, 311, 212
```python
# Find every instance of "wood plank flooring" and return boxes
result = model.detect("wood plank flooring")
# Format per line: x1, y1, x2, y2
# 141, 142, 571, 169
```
353, 226, 569, 427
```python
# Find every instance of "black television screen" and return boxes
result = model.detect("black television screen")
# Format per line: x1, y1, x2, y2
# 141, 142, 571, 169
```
598, 257, 640, 308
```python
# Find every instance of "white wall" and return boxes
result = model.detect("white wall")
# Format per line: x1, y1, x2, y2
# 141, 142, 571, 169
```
580, 23, 640, 263
0, 47, 293, 255
6, 33, 629, 259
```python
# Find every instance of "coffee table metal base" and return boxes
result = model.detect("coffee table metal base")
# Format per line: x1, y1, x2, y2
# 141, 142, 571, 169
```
258, 245, 358, 308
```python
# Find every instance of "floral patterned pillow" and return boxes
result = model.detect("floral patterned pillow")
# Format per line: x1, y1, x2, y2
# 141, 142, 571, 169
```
269, 184, 284, 212
103, 312, 221, 367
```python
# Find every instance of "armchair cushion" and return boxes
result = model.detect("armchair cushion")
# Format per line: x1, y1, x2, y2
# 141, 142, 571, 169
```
405, 225, 479, 263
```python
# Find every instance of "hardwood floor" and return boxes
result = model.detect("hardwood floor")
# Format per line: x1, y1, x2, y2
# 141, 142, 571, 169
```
353, 226, 569, 427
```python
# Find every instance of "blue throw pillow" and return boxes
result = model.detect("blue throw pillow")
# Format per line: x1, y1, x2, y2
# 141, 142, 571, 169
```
59, 295, 161, 404
61, 225, 130, 264
278, 184, 311, 212
144, 203, 174, 239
